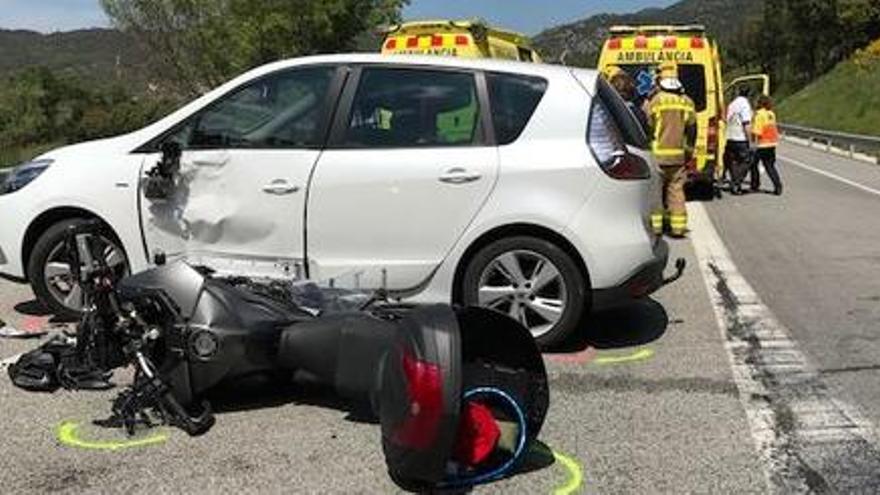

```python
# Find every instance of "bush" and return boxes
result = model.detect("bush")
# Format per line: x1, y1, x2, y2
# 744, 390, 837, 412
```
0, 67, 176, 168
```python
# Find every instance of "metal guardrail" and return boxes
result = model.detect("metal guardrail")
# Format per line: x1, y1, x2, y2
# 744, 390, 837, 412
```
779, 123, 880, 160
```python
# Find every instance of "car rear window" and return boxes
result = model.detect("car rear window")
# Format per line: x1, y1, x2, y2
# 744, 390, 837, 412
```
595, 77, 649, 150
487, 72, 548, 145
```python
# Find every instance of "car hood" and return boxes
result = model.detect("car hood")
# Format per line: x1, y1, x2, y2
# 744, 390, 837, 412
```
37, 133, 144, 163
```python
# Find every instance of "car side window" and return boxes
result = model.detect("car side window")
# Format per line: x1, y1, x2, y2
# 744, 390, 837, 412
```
171, 66, 335, 150
487, 72, 548, 145
343, 68, 481, 148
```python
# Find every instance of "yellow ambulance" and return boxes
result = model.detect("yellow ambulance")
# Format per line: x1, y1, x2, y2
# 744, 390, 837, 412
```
598, 25, 768, 195
382, 20, 541, 62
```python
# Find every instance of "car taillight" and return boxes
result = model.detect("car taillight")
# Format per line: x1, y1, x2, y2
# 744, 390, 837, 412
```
588, 99, 650, 180
707, 117, 719, 153
607, 38, 621, 50
392, 351, 444, 450
691, 37, 705, 49
385, 38, 397, 50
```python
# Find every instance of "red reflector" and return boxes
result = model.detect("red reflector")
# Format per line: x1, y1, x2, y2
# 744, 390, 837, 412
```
664, 37, 678, 49
392, 351, 444, 450
407, 37, 419, 48
455, 35, 470, 46
453, 401, 501, 466
608, 38, 622, 50
634, 36, 648, 49
431, 35, 443, 47
385, 39, 397, 50
691, 37, 705, 49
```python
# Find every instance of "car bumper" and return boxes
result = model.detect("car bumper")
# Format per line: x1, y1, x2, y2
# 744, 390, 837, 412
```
0, 195, 27, 279
591, 239, 671, 311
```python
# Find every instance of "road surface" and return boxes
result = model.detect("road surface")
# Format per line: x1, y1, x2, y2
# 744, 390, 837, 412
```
0, 141, 877, 493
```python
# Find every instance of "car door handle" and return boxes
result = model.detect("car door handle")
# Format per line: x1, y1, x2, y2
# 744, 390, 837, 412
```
439, 168, 482, 185
189, 152, 230, 168
262, 180, 300, 195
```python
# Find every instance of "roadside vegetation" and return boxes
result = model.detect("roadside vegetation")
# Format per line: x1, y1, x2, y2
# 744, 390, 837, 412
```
778, 39, 880, 137
0, 68, 173, 168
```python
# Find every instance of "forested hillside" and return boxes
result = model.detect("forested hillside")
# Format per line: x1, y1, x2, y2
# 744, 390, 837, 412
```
0, 28, 147, 89
778, 39, 880, 136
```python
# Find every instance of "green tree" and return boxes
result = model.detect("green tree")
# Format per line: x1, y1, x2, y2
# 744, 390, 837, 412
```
100, 0, 409, 97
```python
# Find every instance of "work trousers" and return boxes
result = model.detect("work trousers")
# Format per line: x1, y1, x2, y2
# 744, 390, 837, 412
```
750, 147, 783, 194
726, 140, 751, 193
651, 164, 688, 237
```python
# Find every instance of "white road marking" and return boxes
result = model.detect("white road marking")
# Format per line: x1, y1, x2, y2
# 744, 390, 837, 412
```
688, 202, 880, 492
780, 155, 880, 198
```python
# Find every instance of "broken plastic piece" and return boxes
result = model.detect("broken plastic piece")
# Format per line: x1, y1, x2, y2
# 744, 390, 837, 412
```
0, 319, 47, 339
453, 401, 501, 466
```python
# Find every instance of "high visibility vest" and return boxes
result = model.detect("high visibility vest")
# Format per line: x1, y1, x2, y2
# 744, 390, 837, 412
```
753, 109, 779, 148
644, 91, 697, 165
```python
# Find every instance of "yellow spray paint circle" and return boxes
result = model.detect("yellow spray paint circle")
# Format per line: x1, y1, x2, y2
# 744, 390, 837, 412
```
594, 347, 654, 366
552, 449, 584, 495
56, 421, 167, 451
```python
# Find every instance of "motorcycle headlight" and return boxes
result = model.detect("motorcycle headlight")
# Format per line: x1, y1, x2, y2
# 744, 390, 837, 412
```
0, 159, 53, 195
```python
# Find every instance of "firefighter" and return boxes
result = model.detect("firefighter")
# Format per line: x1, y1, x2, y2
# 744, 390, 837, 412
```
643, 62, 697, 238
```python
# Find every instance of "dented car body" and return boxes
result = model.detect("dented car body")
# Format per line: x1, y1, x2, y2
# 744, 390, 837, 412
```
0, 54, 673, 346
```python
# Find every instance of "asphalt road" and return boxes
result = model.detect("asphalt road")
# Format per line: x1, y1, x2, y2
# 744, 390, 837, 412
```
0, 140, 877, 493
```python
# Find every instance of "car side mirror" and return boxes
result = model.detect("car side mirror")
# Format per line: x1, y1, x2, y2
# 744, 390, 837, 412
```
144, 142, 182, 201
157, 141, 182, 178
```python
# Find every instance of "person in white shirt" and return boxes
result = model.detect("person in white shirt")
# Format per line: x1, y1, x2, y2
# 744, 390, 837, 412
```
725, 87, 754, 195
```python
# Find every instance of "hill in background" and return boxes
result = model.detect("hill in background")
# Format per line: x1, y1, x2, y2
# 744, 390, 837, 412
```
532, 0, 762, 67
0, 28, 148, 89
778, 40, 880, 137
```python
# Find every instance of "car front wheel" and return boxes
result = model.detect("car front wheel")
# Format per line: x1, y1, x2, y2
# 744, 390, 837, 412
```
27, 219, 129, 320
461, 236, 587, 349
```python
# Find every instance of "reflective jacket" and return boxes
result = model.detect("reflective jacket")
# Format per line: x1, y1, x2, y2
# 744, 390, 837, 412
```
643, 90, 697, 166
752, 109, 780, 148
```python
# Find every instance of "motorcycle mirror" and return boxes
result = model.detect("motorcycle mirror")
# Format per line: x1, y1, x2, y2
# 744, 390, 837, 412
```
158, 141, 182, 178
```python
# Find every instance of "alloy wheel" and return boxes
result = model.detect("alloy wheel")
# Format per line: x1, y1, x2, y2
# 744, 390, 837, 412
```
477, 250, 567, 338
43, 236, 128, 313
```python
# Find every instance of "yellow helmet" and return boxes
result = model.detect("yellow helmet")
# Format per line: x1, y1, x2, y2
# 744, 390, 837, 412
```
603, 64, 622, 78
658, 62, 678, 80
657, 62, 683, 92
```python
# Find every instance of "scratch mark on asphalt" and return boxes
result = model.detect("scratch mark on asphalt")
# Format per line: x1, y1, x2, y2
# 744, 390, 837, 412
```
552, 374, 739, 397
690, 202, 880, 493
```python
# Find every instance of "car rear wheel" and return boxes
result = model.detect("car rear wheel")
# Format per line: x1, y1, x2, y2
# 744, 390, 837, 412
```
461, 236, 587, 349
27, 219, 129, 321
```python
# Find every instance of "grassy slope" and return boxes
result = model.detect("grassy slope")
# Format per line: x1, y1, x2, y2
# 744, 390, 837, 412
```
778, 44, 880, 137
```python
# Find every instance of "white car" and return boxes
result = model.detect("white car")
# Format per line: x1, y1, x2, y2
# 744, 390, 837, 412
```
0, 54, 670, 347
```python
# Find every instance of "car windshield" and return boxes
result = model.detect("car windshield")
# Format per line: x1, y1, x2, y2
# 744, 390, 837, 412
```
617, 64, 708, 112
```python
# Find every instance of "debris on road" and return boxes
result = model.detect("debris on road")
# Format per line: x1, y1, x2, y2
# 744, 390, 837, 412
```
0, 318, 48, 339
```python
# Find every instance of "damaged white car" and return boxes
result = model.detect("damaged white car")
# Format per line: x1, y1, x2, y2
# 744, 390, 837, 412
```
0, 54, 675, 347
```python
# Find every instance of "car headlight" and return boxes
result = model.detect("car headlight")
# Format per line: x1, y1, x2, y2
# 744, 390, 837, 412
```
0, 159, 53, 195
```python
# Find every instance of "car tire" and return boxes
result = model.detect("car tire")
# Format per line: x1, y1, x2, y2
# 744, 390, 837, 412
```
27, 218, 129, 321
461, 236, 587, 349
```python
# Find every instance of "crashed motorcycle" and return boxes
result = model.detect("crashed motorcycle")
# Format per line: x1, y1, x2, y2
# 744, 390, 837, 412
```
9, 221, 550, 491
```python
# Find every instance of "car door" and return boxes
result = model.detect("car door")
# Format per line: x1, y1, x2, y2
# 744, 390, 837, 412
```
139, 65, 341, 278
307, 65, 498, 291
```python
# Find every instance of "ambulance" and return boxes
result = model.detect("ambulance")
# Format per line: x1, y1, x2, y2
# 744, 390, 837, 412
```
598, 25, 768, 196
381, 20, 542, 62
